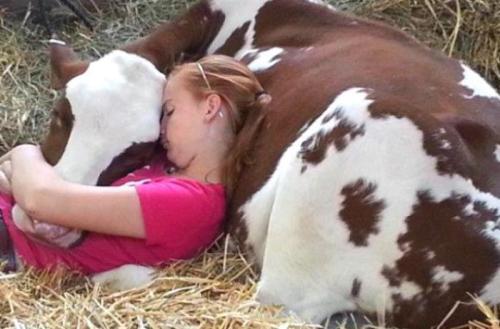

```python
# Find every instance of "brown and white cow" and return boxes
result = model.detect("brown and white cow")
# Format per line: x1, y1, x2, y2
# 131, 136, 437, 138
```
7, 40, 165, 289
35, 0, 500, 327
11, 45, 165, 248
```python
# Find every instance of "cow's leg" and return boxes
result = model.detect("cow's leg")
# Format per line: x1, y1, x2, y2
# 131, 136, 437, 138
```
91, 264, 155, 291
255, 186, 359, 323
253, 88, 427, 324
324, 312, 372, 329
239, 171, 281, 267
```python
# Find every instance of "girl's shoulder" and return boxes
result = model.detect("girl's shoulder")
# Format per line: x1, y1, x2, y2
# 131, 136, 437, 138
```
151, 175, 226, 199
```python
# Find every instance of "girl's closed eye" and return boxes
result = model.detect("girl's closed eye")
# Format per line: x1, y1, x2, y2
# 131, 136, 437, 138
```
164, 103, 175, 117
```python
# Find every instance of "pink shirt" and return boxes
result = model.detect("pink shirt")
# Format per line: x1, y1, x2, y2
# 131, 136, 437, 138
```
0, 164, 225, 274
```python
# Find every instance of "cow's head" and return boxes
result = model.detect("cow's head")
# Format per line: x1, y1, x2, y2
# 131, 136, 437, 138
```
42, 40, 166, 186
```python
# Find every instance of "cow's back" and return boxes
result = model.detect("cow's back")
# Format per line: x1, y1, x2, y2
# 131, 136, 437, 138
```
225, 5, 500, 223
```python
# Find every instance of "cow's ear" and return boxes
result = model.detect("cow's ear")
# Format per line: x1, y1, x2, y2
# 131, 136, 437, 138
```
49, 39, 89, 90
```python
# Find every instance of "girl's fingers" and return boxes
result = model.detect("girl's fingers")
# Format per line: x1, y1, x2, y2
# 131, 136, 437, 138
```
0, 170, 11, 194
0, 149, 12, 165
0, 161, 12, 179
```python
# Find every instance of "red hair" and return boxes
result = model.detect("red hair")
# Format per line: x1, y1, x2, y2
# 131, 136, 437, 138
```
170, 55, 271, 195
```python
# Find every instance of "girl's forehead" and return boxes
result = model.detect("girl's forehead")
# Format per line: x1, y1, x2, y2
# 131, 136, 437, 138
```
165, 74, 187, 93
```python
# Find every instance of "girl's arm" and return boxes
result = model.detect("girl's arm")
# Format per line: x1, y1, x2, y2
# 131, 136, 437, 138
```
10, 145, 146, 239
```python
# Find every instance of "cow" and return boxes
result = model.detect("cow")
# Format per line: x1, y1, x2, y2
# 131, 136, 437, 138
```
10, 44, 165, 248
4, 40, 165, 289
23, 0, 500, 327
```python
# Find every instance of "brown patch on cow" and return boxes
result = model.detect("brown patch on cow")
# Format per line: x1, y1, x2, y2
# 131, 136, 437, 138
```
215, 21, 251, 56
226, 209, 249, 247
381, 191, 500, 327
339, 179, 384, 246
351, 278, 362, 298
421, 124, 474, 179
97, 141, 159, 186
40, 97, 75, 165
298, 110, 365, 169
439, 115, 500, 196
381, 265, 402, 287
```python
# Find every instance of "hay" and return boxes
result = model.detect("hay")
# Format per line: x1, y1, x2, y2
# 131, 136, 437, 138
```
0, 0, 499, 328
0, 237, 319, 328
341, 0, 500, 90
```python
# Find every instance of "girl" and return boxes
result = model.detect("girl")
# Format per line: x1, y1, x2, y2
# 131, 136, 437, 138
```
0, 54, 271, 274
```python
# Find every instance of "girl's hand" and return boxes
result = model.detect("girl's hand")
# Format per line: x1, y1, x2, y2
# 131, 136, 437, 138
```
9, 144, 54, 207
0, 145, 34, 195
0, 149, 13, 165
0, 160, 12, 195
10, 144, 43, 161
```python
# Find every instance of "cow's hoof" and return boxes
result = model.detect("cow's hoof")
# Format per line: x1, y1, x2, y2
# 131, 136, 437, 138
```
323, 312, 371, 329
92, 264, 155, 291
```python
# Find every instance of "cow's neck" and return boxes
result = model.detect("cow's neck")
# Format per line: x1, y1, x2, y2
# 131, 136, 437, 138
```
123, 0, 221, 72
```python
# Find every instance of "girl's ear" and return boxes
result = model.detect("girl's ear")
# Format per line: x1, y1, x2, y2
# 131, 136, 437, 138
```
204, 94, 222, 121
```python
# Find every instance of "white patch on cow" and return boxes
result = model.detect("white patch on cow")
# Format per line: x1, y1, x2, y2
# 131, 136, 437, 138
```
240, 170, 281, 266
400, 241, 411, 253
92, 264, 156, 291
440, 139, 451, 150
463, 202, 476, 216
399, 281, 422, 300
494, 145, 500, 163
432, 266, 464, 291
305, 0, 336, 10
58, 50, 165, 185
480, 270, 500, 303
243, 87, 500, 323
208, 0, 271, 55
245, 47, 285, 72
459, 63, 500, 100
432, 127, 452, 150
485, 221, 500, 242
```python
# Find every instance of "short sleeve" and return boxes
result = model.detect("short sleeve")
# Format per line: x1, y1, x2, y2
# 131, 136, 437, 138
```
135, 178, 225, 247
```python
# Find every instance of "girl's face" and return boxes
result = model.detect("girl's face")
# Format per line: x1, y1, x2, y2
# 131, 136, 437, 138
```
160, 73, 209, 169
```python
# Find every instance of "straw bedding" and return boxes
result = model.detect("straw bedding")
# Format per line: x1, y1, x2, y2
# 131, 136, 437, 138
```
0, 0, 499, 328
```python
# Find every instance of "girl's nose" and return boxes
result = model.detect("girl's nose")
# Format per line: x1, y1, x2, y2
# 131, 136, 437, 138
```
160, 113, 167, 133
